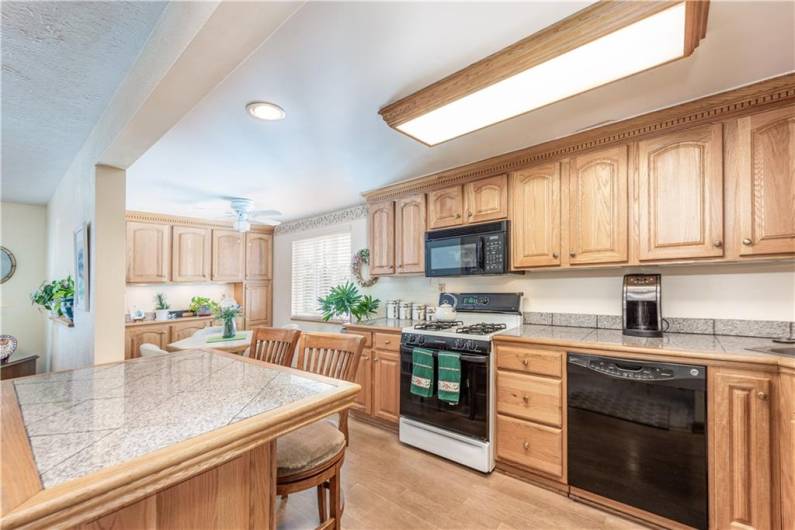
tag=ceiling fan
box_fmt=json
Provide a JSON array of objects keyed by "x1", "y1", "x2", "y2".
[{"x1": 195, "y1": 197, "x2": 282, "y2": 232}]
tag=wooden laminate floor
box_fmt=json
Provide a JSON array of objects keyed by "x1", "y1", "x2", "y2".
[{"x1": 276, "y1": 419, "x2": 648, "y2": 530}]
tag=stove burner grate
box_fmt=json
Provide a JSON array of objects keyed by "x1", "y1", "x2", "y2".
[
  {"x1": 414, "y1": 321, "x2": 463, "y2": 331},
  {"x1": 455, "y1": 323, "x2": 508, "y2": 335}
]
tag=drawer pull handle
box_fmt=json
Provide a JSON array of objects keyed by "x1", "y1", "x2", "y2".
[
  {"x1": 522, "y1": 441, "x2": 529, "y2": 450},
  {"x1": 757, "y1": 391, "x2": 768, "y2": 401},
  {"x1": 384, "y1": 340, "x2": 391, "y2": 344},
  {"x1": 742, "y1": 238, "x2": 753, "y2": 246},
  {"x1": 522, "y1": 359, "x2": 529, "y2": 366},
  {"x1": 522, "y1": 394, "x2": 529, "y2": 403}
]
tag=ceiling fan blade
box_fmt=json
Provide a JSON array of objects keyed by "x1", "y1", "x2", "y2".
[
  {"x1": 251, "y1": 217, "x2": 282, "y2": 226},
  {"x1": 250, "y1": 209, "x2": 282, "y2": 217}
]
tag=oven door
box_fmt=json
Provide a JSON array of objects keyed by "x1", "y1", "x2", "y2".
[
  {"x1": 399, "y1": 345, "x2": 489, "y2": 440},
  {"x1": 425, "y1": 234, "x2": 484, "y2": 277}
]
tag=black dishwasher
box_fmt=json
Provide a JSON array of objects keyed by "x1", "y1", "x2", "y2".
[{"x1": 567, "y1": 353, "x2": 707, "y2": 529}]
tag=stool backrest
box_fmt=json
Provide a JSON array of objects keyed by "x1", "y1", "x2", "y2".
[
  {"x1": 296, "y1": 332, "x2": 364, "y2": 382},
  {"x1": 249, "y1": 327, "x2": 302, "y2": 366}
]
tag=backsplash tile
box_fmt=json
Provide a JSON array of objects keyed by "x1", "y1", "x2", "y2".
[
  {"x1": 596, "y1": 315, "x2": 622, "y2": 330},
  {"x1": 666, "y1": 317, "x2": 714, "y2": 335},
  {"x1": 523, "y1": 312, "x2": 552, "y2": 325},
  {"x1": 714, "y1": 319, "x2": 790, "y2": 338},
  {"x1": 553, "y1": 313, "x2": 597, "y2": 328}
]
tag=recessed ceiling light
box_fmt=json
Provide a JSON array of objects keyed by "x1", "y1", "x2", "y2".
[{"x1": 246, "y1": 101, "x2": 286, "y2": 121}]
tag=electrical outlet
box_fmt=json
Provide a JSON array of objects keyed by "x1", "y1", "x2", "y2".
[{"x1": 437, "y1": 282, "x2": 446, "y2": 293}]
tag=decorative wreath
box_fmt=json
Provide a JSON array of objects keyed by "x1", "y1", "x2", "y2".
[{"x1": 352, "y1": 249, "x2": 379, "y2": 288}]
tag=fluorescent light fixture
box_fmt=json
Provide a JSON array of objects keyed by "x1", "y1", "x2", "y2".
[
  {"x1": 246, "y1": 101, "x2": 286, "y2": 121},
  {"x1": 384, "y1": 2, "x2": 706, "y2": 146}
]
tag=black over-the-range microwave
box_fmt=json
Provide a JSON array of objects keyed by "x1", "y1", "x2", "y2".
[{"x1": 425, "y1": 220, "x2": 510, "y2": 277}]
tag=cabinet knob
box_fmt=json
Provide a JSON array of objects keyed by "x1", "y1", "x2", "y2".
[
  {"x1": 455, "y1": 213, "x2": 461, "y2": 219},
  {"x1": 757, "y1": 391, "x2": 768, "y2": 401},
  {"x1": 552, "y1": 252, "x2": 559, "y2": 259},
  {"x1": 742, "y1": 238, "x2": 753, "y2": 246},
  {"x1": 522, "y1": 394, "x2": 529, "y2": 403},
  {"x1": 522, "y1": 359, "x2": 529, "y2": 366},
  {"x1": 569, "y1": 251, "x2": 576, "y2": 258},
  {"x1": 384, "y1": 340, "x2": 391, "y2": 344},
  {"x1": 522, "y1": 441, "x2": 529, "y2": 450},
  {"x1": 713, "y1": 240, "x2": 723, "y2": 248}
]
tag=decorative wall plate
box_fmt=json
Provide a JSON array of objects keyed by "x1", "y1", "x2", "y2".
[{"x1": 1, "y1": 246, "x2": 16, "y2": 284}]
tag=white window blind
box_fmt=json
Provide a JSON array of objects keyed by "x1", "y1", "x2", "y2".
[{"x1": 291, "y1": 232, "x2": 352, "y2": 318}]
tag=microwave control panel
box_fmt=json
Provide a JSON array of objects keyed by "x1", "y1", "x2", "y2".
[{"x1": 483, "y1": 234, "x2": 504, "y2": 273}]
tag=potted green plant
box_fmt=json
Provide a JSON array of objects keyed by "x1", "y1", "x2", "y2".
[
  {"x1": 317, "y1": 281, "x2": 380, "y2": 323},
  {"x1": 214, "y1": 299, "x2": 241, "y2": 339},
  {"x1": 154, "y1": 293, "x2": 170, "y2": 321},
  {"x1": 188, "y1": 296, "x2": 219, "y2": 316},
  {"x1": 31, "y1": 276, "x2": 75, "y2": 321}
]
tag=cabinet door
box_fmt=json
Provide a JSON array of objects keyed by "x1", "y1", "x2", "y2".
[
  {"x1": 246, "y1": 232, "x2": 272, "y2": 280},
  {"x1": 568, "y1": 145, "x2": 628, "y2": 265},
  {"x1": 352, "y1": 349, "x2": 373, "y2": 415},
  {"x1": 710, "y1": 370, "x2": 772, "y2": 530},
  {"x1": 245, "y1": 281, "x2": 272, "y2": 327},
  {"x1": 737, "y1": 106, "x2": 795, "y2": 256},
  {"x1": 170, "y1": 320, "x2": 210, "y2": 341},
  {"x1": 428, "y1": 185, "x2": 464, "y2": 229},
  {"x1": 368, "y1": 201, "x2": 395, "y2": 275},
  {"x1": 172, "y1": 226, "x2": 211, "y2": 282},
  {"x1": 511, "y1": 163, "x2": 561, "y2": 268},
  {"x1": 372, "y1": 350, "x2": 400, "y2": 423},
  {"x1": 126, "y1": 325, "x2": 170, "y2": 359},
  {"x1": 395, "y1": 194, "x2": 426, "y2": 274},
  {"x1": 212, "y1": 230, "x2": 245, "y2": 281},
  {"x1": 465, "y1": 174, "x2": 508, "y2": 224},
  {"x1": 126, "y1": 222, "x2": 170, "y2": 283},
  {"x1": 638, "y1": 124, "x2": 724, "y2": 260}
]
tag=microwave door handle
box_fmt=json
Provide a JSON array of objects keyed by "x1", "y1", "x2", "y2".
[{"x1": 476, "y1": 238, "x2": 485, "y2": 269}]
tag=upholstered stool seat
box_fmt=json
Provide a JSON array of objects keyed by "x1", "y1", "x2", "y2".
[{"x1": 277, "y1": 421, "x2": 346, "y2": 478}]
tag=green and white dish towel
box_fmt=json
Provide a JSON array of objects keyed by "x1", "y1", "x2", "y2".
[
  {"x1": 437, "y1": 351, "x2": 461, "y2": 405},
  {"x1": 410, "y1": 347, "x2": 434, "y2": 398}
]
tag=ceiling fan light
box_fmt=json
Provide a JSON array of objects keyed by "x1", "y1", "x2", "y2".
[
  {"x1": 233, "y1": 219, "x2": 251, "y2": 233},
  {"x1": 246, "y1": 101, "x2": 286, "y2": 121}
]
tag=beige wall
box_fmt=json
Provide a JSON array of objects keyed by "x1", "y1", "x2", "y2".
[
  {"x1": 0, "y1": 202, "x2": 47, "y2": 361},
  {"x1": 273, "y1": 214, "x2": 795, "y2": 328},
  {"x1": 126, "y1": 284, "x2": 235, "y2": 314}
]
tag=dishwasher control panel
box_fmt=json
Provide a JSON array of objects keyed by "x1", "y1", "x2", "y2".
[{"x1": 568, "y1": 354, "x2": 705, "y2": 382}]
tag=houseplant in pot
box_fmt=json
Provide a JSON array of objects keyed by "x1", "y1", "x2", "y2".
[
  {"x1": 317, "y1": 281, "x2": 380, "y2": 323},
  {"x1": 31, "y1": 276, "x2": 75, "y2": 321},
  {"x1": 214, "y1": 298, "x2": 241, "y2": 339},
  {"x1": 188, "y1": 296, "x2": 219, "y2": 317},
  {"x1": 154, "y1": 293, "x2": 170, "y2": 321}
]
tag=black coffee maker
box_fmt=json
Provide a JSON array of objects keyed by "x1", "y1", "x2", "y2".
[{"x1": 622, "y1": 274, "x2": 663, "y2": 338}]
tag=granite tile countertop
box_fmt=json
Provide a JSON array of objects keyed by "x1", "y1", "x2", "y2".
[
  {"x1": 495, "y1": 325, "x2": 794, "y2": 367},
  {"x1": 12, "y1": 350, "x2": 340, "y2": 489},
  {"x1": 343, "y1": 318, "x2": 419, "y2": 331}
]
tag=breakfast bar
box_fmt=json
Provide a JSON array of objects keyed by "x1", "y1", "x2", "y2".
[{"x1": 0, "y1": 350, "x2": 359, "y2": 529}]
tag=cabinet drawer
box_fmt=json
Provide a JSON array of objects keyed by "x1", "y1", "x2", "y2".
[
  {"x1": 345, "y1": 330, "x2": 372, "y2": 348},
  {"x1": 374, "y1": 332, "x2": 399, "y2": 352},
  {"x1": 496, "y1": 414, "x2": 563, "y2": 480},
  {"x1": 497, "y1": 371, "x2": 562, "y2": 427},
  {"x1": 496, "y1": 344, "x2": 562, "y2": 378}
]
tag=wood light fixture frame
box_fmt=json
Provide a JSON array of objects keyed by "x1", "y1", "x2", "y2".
[{"x1": 379, "y1": 0, "x2": 710, "y2": 146}]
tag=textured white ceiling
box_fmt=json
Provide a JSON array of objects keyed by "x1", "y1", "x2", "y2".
[
  {"x1": 129, "y1": 2, "x2": 790, "y2": 220},
  {"x1": 1, "y1": 1, "x2": 167, "y2": 204}
]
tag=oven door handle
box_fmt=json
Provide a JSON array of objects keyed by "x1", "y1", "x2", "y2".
[{"x1": 404, "y1": 346, "x2": 488, "y2": 364}]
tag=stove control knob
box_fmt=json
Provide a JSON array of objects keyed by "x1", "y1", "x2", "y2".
[
  {"x1": 417, "y1": 335, "x2": 425, "y2": 345},
  {"x1": 453, "y1": 339, "x2": 464, "y2": 350},
  {"x1": 463, "y1": 340, "x2": 475, "y2": 351}
]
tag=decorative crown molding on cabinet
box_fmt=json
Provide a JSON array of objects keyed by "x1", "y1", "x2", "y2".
[
  {"x1": 274, "y1": 204, "x2": 368, "y2": 235},
  {"x1": 365, "y1": 72, "x2": 795, "y2": 202},
  {"x1": 125, "y1": 211, "x2": 274, "y2": 233}
]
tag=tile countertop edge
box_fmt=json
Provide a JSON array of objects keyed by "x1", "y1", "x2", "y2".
[
  {"x1": 125, "y1": 315, "x2": 215, "y2": 327},
  {"x1": 0, "y1": 352, "x2": 360, "y2": 529},
  {"x1": 492, "y1": 328, "x2": 795, "y2": 370},
  {"x1": 343, "y1": 318, "x2": 415, "y2": 332}
]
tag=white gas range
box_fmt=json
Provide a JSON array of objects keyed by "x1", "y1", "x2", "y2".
[{"x1": 398, "y1": 293, "x2": 523, "y2": 473}]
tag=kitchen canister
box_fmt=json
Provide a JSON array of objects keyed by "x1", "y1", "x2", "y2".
[
  {"x1": 425, "y1": 307, "x2": 436, "y2": 321},
  {"x1": 399, "y1": 302, "x2": 412, "y2": 320},
  {"x1": 385, "y1": 300, "x2": 399, "y2": 319},
  {"x1": 411, "y1": 304, "x2": 426, "y2": 321}
]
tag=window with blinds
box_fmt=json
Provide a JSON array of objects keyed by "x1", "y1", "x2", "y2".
[{"x1": 291, "y1": 232, "x2": 352, "y2": 319}]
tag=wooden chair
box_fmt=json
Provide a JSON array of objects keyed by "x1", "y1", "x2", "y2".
[
  {"x1": 248, "y1": 327, "x2": 302, "y2": 366},
  {"x1": 276, "y1": 332, "x2": 364, "y2": 530}
]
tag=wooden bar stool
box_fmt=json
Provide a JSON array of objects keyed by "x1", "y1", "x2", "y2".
[
  {"x1": 276, "y1": 332, "x2": 364, "y2": 529},
  {"x1": 248, "y1": 327, "x2": 302, "y2": 366}
]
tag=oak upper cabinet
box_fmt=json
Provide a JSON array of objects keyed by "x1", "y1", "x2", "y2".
[
  {"x1": 245, "y1": 232, "x2": 272, "y2": 280},
  {"x1": 125, "y1": 324, "x2": 170, "y2": 359},
  {"x1": 372, "y1": 349, "x2": 400, "y2": 423},
  {"x1": 395, "y1": 194, "x2": 426, "y2": 274},
  {"x1": 126, "y1": 222, "x2": 171, "y2": 283},
  {"x1": 737, "y1": 106, "x2": 795, "y2": 256},
  {"x1": 428, "y1": 185, "x2": 464, "y2": 229},
  {"x1": 465, "y1": 174, "x2": 508, "y2": 224},
  {"x1": 245, "y1": 281, "x2": 272, "y2": 327},
  {"x1": 368, "y1": 201, "x2": 395, "y2": 275},
  {"x1": 568, "y1": 145, "x2": 628, "y2": 265},
  {"x1": 171, "y1": 226, "x2": 211, "y2": 282},
  {"x1": 710, "y1": 369, "x2": 772, "y2": 530},
  {"x1": 638, "y1": 123, "x2": 724, "y2": 261},
  {"x1": 511, "y1": 162, "x2": 561, "y2": 268},
  {"x1": 212, "y1": 229, "x2": 245, "y2": 282}
]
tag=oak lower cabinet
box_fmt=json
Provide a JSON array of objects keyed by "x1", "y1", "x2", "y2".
[
  {"x1": 244, "y1": 281, "x2": 272, "y2": 328},
  {"x1": 710, "y1": 368, "x2": 773, "y2": 530},
  {"x1": 126, "y1": 222, "x2": 170, "y2": 282},
  {"x1": 245, "y1": 232, "x2": 273, "y2": 280},
  {"x1": 368, "y1": 201, "x2": 395, "y2": 275},
  {"x1": 171, "y1": 226, "x2": 211, "y2": 282},
  {"x1": 212, "y1": 230, "x2": 245, "y2": 281},
  {"x1": 125, "y1": 324, "x2": 171, "y2": 359},
  {"x1": 568, "y1": 145, "x2": 628, "y2": 265},
  {"x1": 736, "y1": 106, "x2": 795, "y2": 256},
  {"x1": 343, "y1": 328, "x2": 400, "y2": 425},
  {"x1": 638, "y1": 123, "x2": 724, "y2": 261},
  {"x1": 511, "y1": 162, "x2": 562, "y2": 268},
  {"x1": 394, "y1": 194, "x2": 426, "y2": 274}
]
